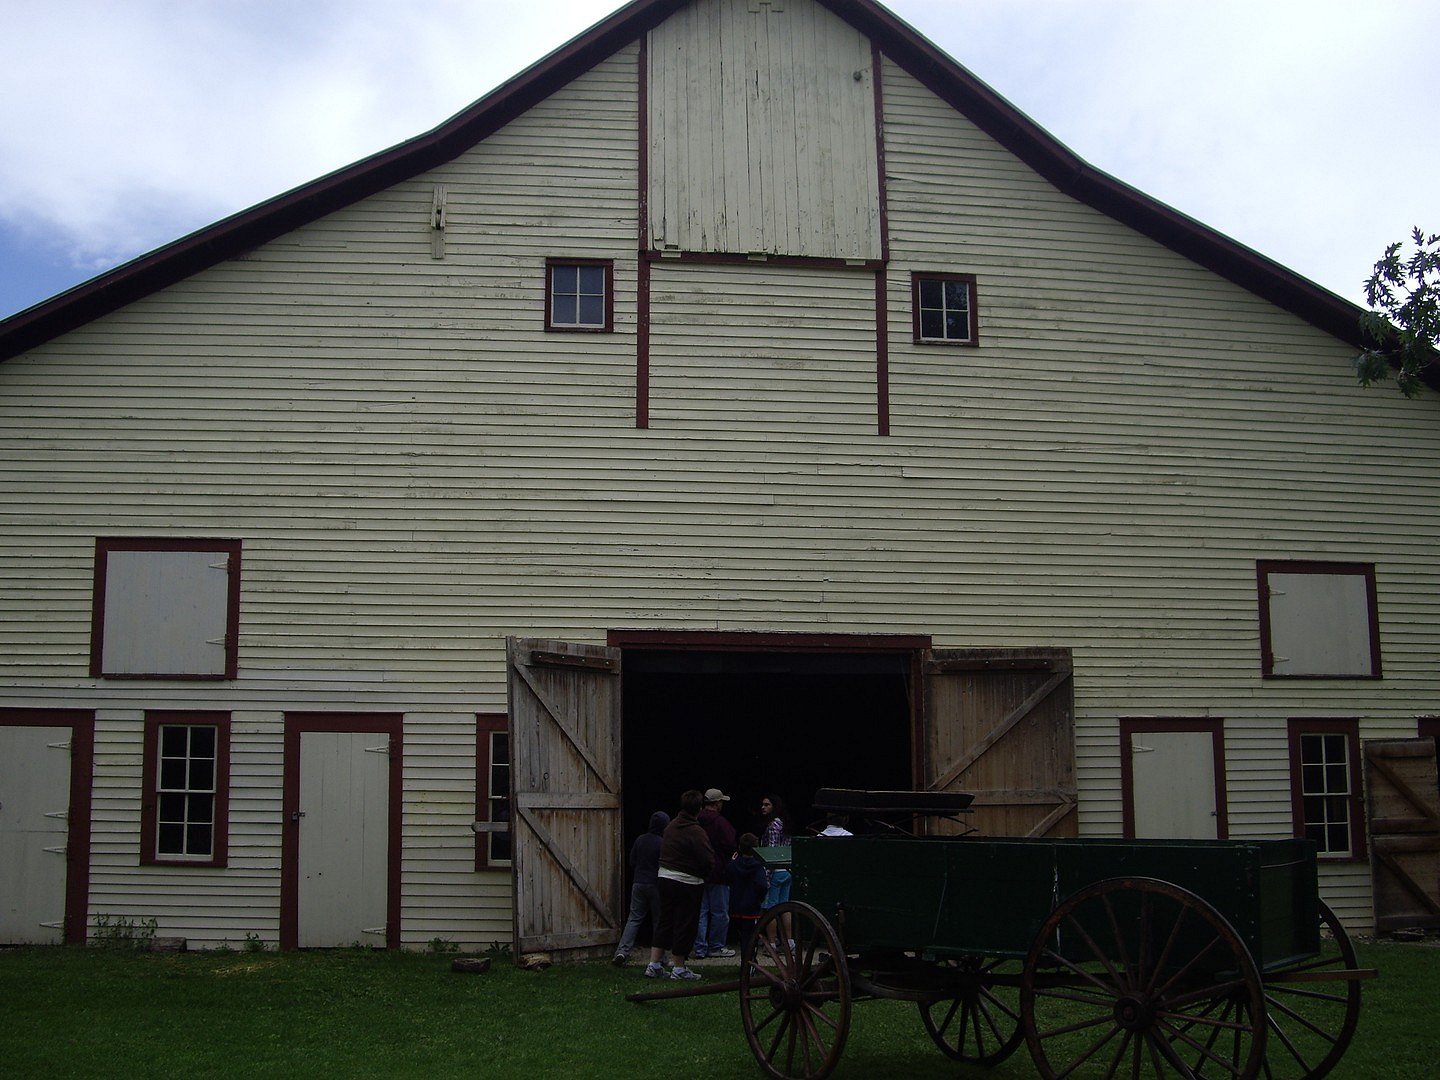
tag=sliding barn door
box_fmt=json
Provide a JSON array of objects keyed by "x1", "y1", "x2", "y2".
[
  {"x1": 923, "y1": 648, "x2": 1077, "y2": 837},
  {"x1": 507, "y1": 638, "x2": 623, "y2": 960}
]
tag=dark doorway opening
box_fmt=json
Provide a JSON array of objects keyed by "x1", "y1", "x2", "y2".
[{"x1": 620, "y1": 649, "x2": 914, "y2": 853}]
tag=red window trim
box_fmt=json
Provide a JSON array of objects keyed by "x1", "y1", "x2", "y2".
[
  {"x1": 1118, "y1": 717, "x2": 1229, "y2": 839},
  {"x1": 90, "y1": 538, "x2": 243, "y2": 680},
  {"x1": 475, "y1": 713, "x2": 511, "y2": 871},
  {"x1": 544, "y1": 257, "x2": 614, "y2": 333},
  {"x1": 1256, "y1": 560, "x2": 1381, "y2": 679},
  {"x1": 910, "y1": 271, "x2": 979, "y2": 347},
  {"x1": 140, "y1": 710, "x2": 231, "y2": 868},
  {"x1": 1286, "y1": 717, "x2": 1367, "y2": 862}
]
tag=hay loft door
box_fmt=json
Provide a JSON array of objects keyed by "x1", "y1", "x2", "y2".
[
  {"x1": 507, "y1": 637, "x2": 623, "y2": 959},
  {"x1": 923, "y1": 647, "x2": 1077, "y2": 837}
]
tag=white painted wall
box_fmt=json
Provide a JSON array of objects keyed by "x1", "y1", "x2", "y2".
[{"x1": 0, "y1": 2, "x2": 1438, "y2": 942}]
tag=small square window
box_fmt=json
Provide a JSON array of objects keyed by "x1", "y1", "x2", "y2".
[
  {"x1": 141, "y1": 711, "x2": 230, "y2": 867},
  {"x1": 91, "y1": 539, "x2": 242, "y2": 679},
  {"x1": 912, "y1": 272, "x2": 978, "y2": 346},
  {"x1": 545, "y1": 259, "x2": 613, "y2": 332},
  {"x1": 475, "y1": 714, "x2": 511, "y2": 869},
  {"x1": 1257, "y1": 561, "x2": 1380, "y2": 678},
  {"x1": 1287, "y1": 719, "x2": 1365, "y2": 860}
]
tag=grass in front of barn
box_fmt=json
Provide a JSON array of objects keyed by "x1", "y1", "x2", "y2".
[{"x1": 1, "y1": 940, "x2": 1435, "y2": 1078}]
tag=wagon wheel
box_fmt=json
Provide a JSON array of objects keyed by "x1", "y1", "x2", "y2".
[
  {"x1": 1021, "y1": 877, "x2": 1267, "y2": 1080},
  {"x1": 1248, "y1": 900, "x2": 1361, "y2": 1080},
  {"x1": 918, "y1": 956, "x2": 1025, "y2": 1065},
  {"x1": 739, "y1": 901, "x2": 852, "y2": 1080}
]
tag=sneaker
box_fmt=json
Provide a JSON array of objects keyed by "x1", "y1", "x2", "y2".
[
  {"x1": 691, "y1": 951, "x2": 708, "y2": 960},
  {"x1": 612, "y1": 953, "x2": 628, "y2": 967},
  {"x1": 669, "y1": 966, "x2": 701, "y2": 981},
  {"x1": 643, "y1": 962, "x2": 665, "y2": 978},
  {"x1": 710, "y1": 947, "x2": 737, "y2": 958}
]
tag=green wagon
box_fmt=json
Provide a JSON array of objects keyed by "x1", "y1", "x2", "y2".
[{"x1": 660, "y1": 789, "x2": 1374, "y2": 1080}]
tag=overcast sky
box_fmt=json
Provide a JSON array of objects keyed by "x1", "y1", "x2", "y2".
[{"x1": 2, "y1": 0, "x2": 1436, "y2": 320}]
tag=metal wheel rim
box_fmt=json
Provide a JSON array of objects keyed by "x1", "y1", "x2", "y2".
[
  {"x1": 1020, "y1": 876, "x2": 1267, "y2": 1080},
  {"x1": 739, "y1": 901, "x2": 852, "y2": 1080},
  {"x1": 918, "y1": 956, "x2": 1025, "y2": 1065}
]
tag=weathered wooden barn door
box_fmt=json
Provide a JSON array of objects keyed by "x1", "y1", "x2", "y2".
[
  {"x1": 1364, "y1": 738, "x2": 1440, "y2": 933},
  {"x1": 0, "y1": 725, "x2": 72, "y2": 944},
  {"x1": 923, "y1": 648, "x2": 1076, "y2": 837},
  {"x1": 507, "y1": 638, "x2": 623, "y2": 960}
]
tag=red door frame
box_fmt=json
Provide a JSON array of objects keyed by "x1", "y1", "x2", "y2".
[
  {"x1": 0, "y1": 708, "x2": 95, "y2": 943},
  {"x1": 1118, "y1": 717, "x2": 1229, "y2": 839},
  {"x1": 280, "y1": 713, "x2": 403, "y2": 950}
]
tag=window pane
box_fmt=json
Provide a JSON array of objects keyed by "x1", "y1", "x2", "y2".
[
  {"x1": 578, "y1": 295, "x2": 604, "y2": 326},
  {"x1": 577, "y1": 265, "x2": 605, "y2": 295},
  {"x1": 1327, "y1": 823, "x2": 1349, "y2": 853},
  {"x1": 1323, "y1": 735, "x2": 1346, "y2": 763},
  {"x1": 492, "y1": 733, "x2": 509, "y2": 766},
  {"x1": 553, "y1": 295, "x2": 578, "y2": 325},
  {"x1": 189, "y1": 757, "x2": 215, "y2": 792},
  {"x1": 159, "y1": 792, "x2": 187, "y2": 823},
  {"x1": 945, "y1": 310, "x2": 968, "y2": 340},
  {"x1": 944, "y1": 280, "x2": 969, "y2": 311},
  {"x1": 918, "y1": 279, "x2": 943, "y2": 309},
  {"x1": 551, "y1": 265, "x2": 577, "y2": 294},
  {"x1": 920, "y1": 310, "x2": 944, "y2": 339},
  {"x1": 492, "y1": 795, "x2": 510, "y2": 824},
  {"x1": 187, "y1": 823, "x2": 213, "y2": 856},
  {"x1": 490, "y1": 764, "x2": 508, "y2": 792},
  {"x1": 1325, "y1": 764, "x2": 1349, "y2": 793},
  {"x1": 160, "y1": 759, "x2": 188, "y2": 791},
  {"x1": 190, "y1": 794, "x2": 215, "y2": 825},
  {"x1": 491, "y1": 831, "x2": 512, "y2": 862},
  {"x1": 158, "y1": 822, "x2": 185, "y2": 854},
  {"x1": 161, "y1": 726, "x2": 188, "y2": 756},
  {"x1": 189, "y1": 726, "x2": 216, "y2": 758}
]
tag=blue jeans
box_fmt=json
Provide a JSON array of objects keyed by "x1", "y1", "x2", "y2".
[
  {"x1": 615, "y1": 883, "x2": 659, "y2": 958},
  {"x1": 692, "y1": 884, "x2": 730, "y2": 956}
]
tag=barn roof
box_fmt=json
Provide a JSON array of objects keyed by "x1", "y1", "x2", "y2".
[{"x1": 0, "y1": 0, "x2": 1380, "y2": 368}]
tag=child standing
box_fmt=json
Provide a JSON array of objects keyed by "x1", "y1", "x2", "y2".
[{"x1": 725, "y1": 832, "x2": 768, "y2": 959}]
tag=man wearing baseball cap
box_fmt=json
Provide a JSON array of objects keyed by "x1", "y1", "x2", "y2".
[{"x1": 691, "y1": 787, "x2": 738, "y2": 959}]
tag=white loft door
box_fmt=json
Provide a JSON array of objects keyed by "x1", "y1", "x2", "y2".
[
  {"x1": 297, "y1": 731, "x2": 389, "y2": 948},
  {"x1": 1132, "y1": 730, "x2": 1219, "y2": 839},
  {"x1": 0, "y1": 727, "x2": 71, "y2": 944}
]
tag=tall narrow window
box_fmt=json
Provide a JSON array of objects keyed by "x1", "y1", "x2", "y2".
[
  {"x1": 912, "y1": 272, "x2": 979, "y2": 346},
  {"x1": 545, "y1": 259, "x2": 613, "y2": 331},
  {"x1": 141, "y1": 711, "x2": 230, "y2": 866},
  {"x1": 1287, "y1": 719, "x2": 1365, "y2": 860},
  {"x1": 475, "y1": 714, "x2": 511, "y2": 869}
]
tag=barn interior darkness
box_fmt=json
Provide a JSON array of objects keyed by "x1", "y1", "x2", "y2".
[{"x1": 620, "y1": 650, "x2": 914, "y2": 851}]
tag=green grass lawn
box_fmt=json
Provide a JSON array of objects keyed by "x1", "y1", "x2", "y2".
[{"x1": 1, "y1": 940, "x2": 1436, "y2": 1078}]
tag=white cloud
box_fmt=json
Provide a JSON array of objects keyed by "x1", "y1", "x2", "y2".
[{"x1": 1, "y1": 0, "x2": 1437, "y2": 310}]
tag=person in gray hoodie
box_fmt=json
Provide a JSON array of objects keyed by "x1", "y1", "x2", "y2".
[{"x1": 613, "y1": 810, "x2": 670, "y2": 965}]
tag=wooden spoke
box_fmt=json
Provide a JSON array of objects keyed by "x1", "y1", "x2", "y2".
[
  {"x1": 918, "y1": 956, "x2": 1026, "y2": 1065},
  {"x1": 1247, "y1": 901, "x2": 1362, "y2": 1080},
  {"x1": 1020, "y1": 877, "x2": 1266, "y2": 1080},
  {"x1": 739, "y1": 902, "x2": 851, "y2": 1080}
]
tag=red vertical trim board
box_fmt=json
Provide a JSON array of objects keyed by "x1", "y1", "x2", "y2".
[
  {"x1": 280, "y1": 713, "x2": 404, "y2": 950},
  {"x1": 635, "y1": 34, "x2": 651, "y2": 429},
  {"x1": 875, "y1": 269, "x2": 890, "y2": 436}
]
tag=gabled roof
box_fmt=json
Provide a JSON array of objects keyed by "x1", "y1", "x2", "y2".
[{"x1": 0, "y1": 0, "x2": 1380, "y2": 369}]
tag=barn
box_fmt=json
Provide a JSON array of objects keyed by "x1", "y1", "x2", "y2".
[{"x1": 2, "y1": 0, "x2": 1439, "y2": 954}]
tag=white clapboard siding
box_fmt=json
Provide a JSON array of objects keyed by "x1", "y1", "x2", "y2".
[
  {"x1": 648, "y1": 0, "x2": 880, "y2": 258},
  {"x1": 2, "y1": 20, "x2": 1440, "y2": 944}
]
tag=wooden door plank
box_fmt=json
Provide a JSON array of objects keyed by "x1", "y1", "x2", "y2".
[
  {"x1": 512, "y1": 658, "x2": 617, "y2": 795},
  {"x1": 516, "y1": 805, "x2": 618, "y2": 929},
  {"x1": 929, "y1": 669, "x2": 1070, "y2": 793}
]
